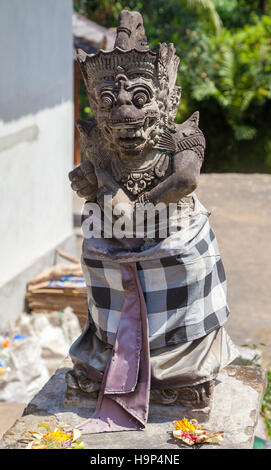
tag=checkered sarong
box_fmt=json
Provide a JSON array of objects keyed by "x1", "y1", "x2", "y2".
[{"x1": 81, "y1": 194, "x2": 230, "y2": 350}]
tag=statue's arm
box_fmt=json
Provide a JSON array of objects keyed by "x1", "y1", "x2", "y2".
[
  {"x1": 140, "y1": 149, "x2": 202, "y2": 205},
  {"x1": 68, "y1": 160, "x2": 98, "y2": 201}
]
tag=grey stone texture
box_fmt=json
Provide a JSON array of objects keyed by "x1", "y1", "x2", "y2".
[{"x1": 0, "y1": 357, "x2": 266, "y2": 450}]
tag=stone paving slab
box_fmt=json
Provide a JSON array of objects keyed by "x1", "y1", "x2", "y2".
[
  {"x1": 196, "y1": 174, "x2": 271, "y2": 367},
  {"x1": 0, "y1": 357, "x2": 266, "y2": 450},
  {"x1": 0, "y1": 402, "x2": 26, "y2": 440}
]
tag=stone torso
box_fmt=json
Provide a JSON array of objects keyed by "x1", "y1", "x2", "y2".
[{"x1": 78, "y1": 112, "x2": 205, "y2": 205}]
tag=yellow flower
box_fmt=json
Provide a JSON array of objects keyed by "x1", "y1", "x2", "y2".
[
  {"x1": 43, "y1": 430, "x2": 70, "y2": 442},
  {"x1": 25, "y1": 424, "x2": 85, "y2": 449},
  {"x1": 172, "y1": 418, "x2": 224, "y2": 446},
  {"x1": 173, "y1": 418, "x2": 202, "y2": 432}
]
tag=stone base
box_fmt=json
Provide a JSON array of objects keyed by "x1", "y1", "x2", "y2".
[
  {"x1": 63, "y1": 381, "x2": 211, "y2": 422},
  {"x1": 0, "y1": 356, "x2": 267, "y2": 449},
  {"x1": 64, "y1": 365, "x2": 214, "y2": 421}
]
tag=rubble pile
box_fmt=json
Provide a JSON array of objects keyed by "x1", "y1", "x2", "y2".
[{"x1": 26, "y1": 250, "x2": 88, "y2": 327}]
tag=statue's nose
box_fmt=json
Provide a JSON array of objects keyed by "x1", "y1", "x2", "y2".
[{"x1": 116, "y1": 89, "x2": 132, "y2": 106}]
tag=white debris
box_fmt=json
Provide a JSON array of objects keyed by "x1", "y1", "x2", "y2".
[{"x1": 0, "y1": 308, "x2": 82, "y2": 402}]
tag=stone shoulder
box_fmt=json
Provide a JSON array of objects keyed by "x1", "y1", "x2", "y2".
[{"x1": 173, "y1": 112, "x2": 206, "y2": 160}]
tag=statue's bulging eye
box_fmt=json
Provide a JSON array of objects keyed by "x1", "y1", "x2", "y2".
[
  {"x1": 133, "y1": 91, "x2": 148, "y2": 108},
  {"x1": 101, "y1": 93, "x2": 114, "y2": 108}
]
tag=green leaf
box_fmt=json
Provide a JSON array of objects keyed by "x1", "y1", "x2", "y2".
[
  {"x1": 37, "y1": 424, "x2": 50, "y2": 433},
  {"x1": 232, "y1": 124, "x2": 257, "y2": 140}
]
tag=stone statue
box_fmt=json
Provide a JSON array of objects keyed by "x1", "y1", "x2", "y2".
[{"x1": 66, "y1": 10, "x2": 238, "y2": 434}]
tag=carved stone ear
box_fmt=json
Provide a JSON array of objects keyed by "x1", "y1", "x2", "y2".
[
  {"x1": 169, "y1": 86, "x2": 182, "y2": 121},
  {"x1": 155, "y1": 42, "x2": 180, "y2": 89},
  {"x1": 187, "y1": 111, "x2": 200, "y2": 127},
  {"x1": 76, "y1": 49, "x2": 89, "y2": 84},
  {"x1": 76, "y1": 118, "x2": 97, "y2": 153},
  {"x1": 76, "y1": 118, "x2": 96, "y2": 137}
]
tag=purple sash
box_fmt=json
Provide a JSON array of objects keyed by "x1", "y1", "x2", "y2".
[{"x1": 76, "y1": 262, "x2": 151, "y2": 433}]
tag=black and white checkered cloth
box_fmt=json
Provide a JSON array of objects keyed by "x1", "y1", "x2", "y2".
[{"x1": 81, "y1": 195, "x2": 230, "y2": 350}]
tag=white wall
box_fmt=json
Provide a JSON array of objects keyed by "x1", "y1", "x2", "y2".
[
  {"x1": 0, "y1": 0, "x2": 74, "y2": 320},
  {"x1": 0, "y1": 103, "x2": 74, "y2": 286}
]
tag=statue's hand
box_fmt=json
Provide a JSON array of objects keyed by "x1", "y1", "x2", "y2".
[
  {"x1": 68, "y1": 161, "x2": 98, "y2": 200},
  {"x1": 95, "y1": 165, "x2": 119, "y2": 195},
  {"x1": 94, "y1": 165, "x2": 135, "y2": 221}
]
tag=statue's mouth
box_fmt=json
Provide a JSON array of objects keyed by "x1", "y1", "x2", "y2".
[
  {"x1": 117, "y1": 135, "x2": 145, "y2": 150},
  {"x1": 108, "y1": 116, "x2": 156, "y2": 130},
  {"x1": 104, "y1": 116, "x2": 157, "y2": 150},
  {"x1": 114, "y1": 126, "x2": 146, "y2": 150}
]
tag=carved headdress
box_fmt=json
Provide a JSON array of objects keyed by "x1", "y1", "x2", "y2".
[{"x1": 76, "y1": 10, "x2": 181, "y2": 129}]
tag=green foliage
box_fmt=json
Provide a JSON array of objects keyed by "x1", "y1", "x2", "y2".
[
  {"x1": 261, "y1": 370, "x2": 271, "y2": 439},
  {"x1": 79, "y1": 79, "x2": 93, "y2": 119},
  {"x1": 179, "y1": 14, "x2": 271, "y2": 171},
  {"x1": 213, "y1": 0, "x2": 271, "y2": 29},
  {"x1": 74, "y1": 0, "x2": 271, "y2": 172}
]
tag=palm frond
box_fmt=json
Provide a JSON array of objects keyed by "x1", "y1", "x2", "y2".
[{"x1": 186, "y1": 0, "x2": 222, "y2": 34}]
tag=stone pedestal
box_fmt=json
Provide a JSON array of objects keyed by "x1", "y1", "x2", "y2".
[{"x1": 0, "y1": 357, "x2": 266, "y2": 450}]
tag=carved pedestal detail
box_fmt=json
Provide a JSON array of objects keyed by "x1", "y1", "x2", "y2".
[
  {"x1": 65, "y1": 365, "x2": 100, "y2": 398},
  {"x1": 64, "y1": 365, "x2": 215, "y2": 412},
  {"x1": 150, "y1": 380, "x2": 215, "y2": 409}
]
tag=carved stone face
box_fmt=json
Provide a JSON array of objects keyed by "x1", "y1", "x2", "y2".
[{"x1": 93, "y1": 70, "x2": 160, "y2": 156}]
